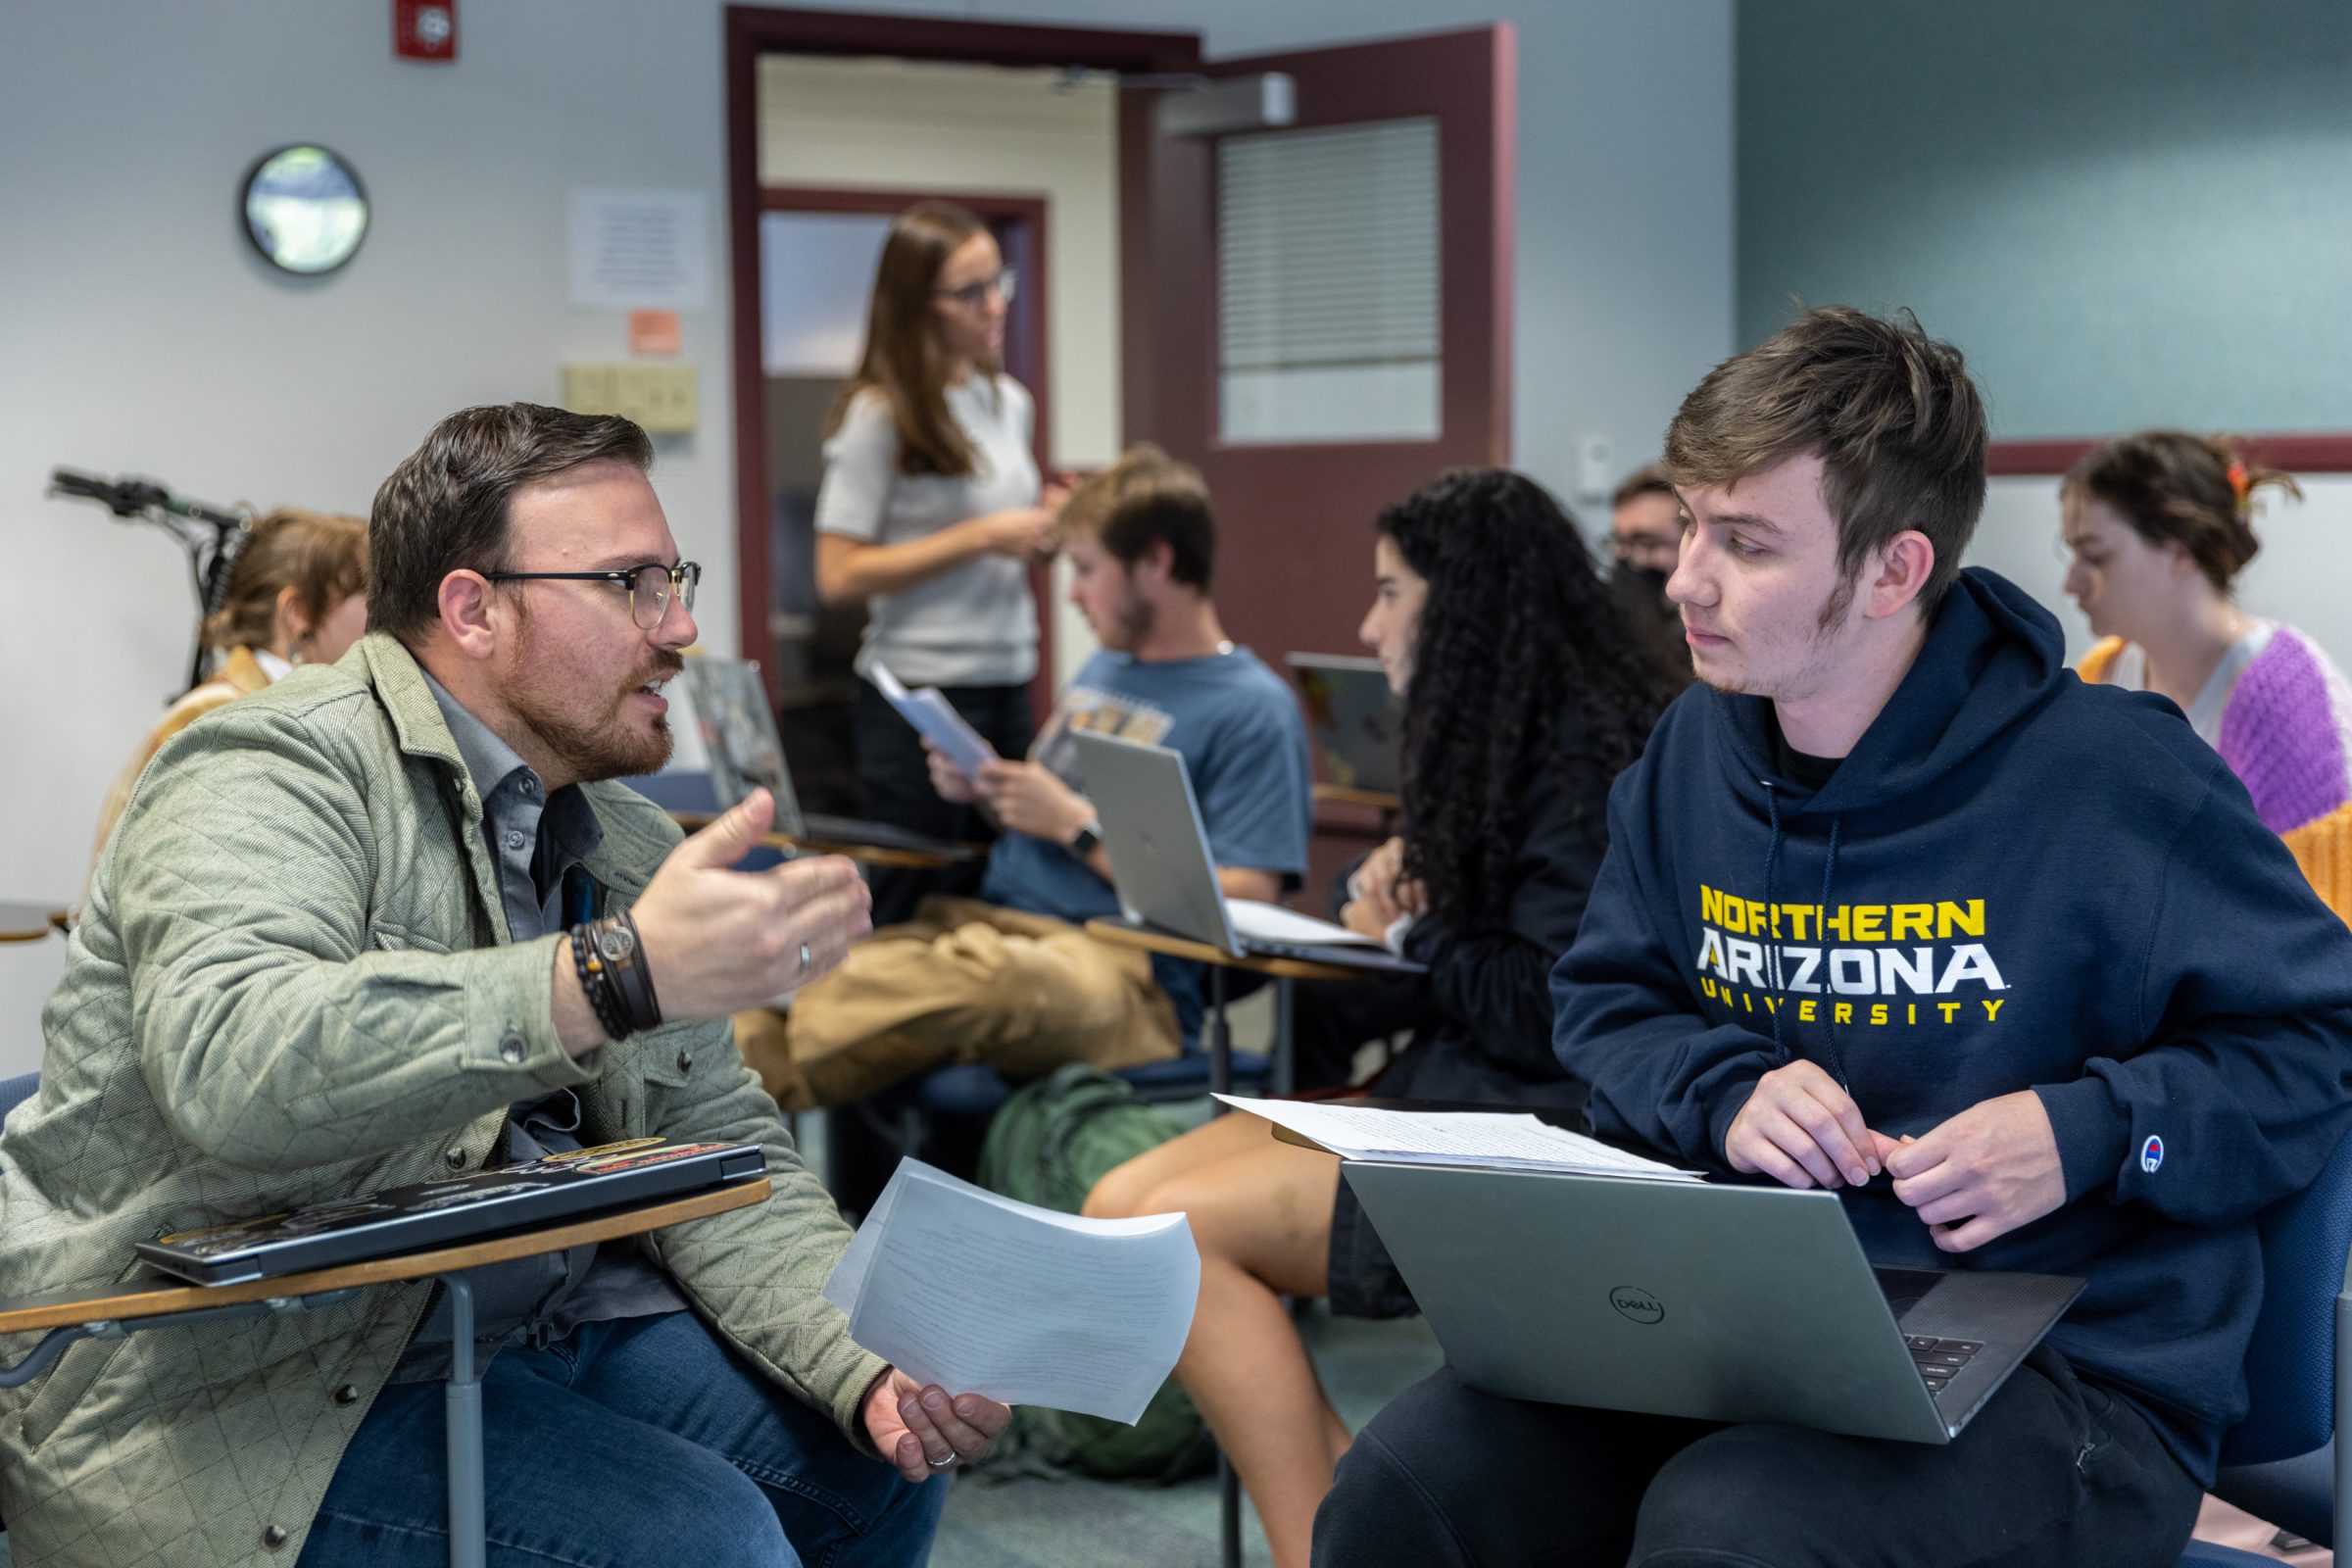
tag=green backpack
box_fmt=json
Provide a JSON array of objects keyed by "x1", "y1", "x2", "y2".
[{"x1": 976, "y1": 1063, "x2": 1218, "y2": 1483}]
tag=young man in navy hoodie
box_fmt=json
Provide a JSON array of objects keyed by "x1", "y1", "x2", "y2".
[{"x1": 1312, "y1": 307, "x2": 2352, "y2": 1568}]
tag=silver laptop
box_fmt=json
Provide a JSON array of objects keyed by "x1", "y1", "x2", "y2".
[
  {"x1": 678, "y1": 657, "x2": 961, "y2": 858},
  {"x1": 1068, "y1": 729, "x2": 1418, "y2": 972},
  {"x1": 1344, "y1": 1160, "x2": 2083, "y2": 1444},
  {"x1": 1288, "y1": 653, "x2": 1402, "y2": 795}
]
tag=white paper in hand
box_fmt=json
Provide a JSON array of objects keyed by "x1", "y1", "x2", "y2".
[
  {"x1": 866, "y1": 662, "x2": 998, "y2": 779},
  {"x1": 823, "y1": 1160, "x2": 1200, "y2": 1424}
]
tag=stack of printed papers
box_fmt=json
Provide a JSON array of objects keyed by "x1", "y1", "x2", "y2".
[
  {"x1": 1213, "y1": 1097, "x2": 1704, "y2": 1181},
  {"x1": 823, "y1": 1160, "x2": 1200, "y2": 1424}
]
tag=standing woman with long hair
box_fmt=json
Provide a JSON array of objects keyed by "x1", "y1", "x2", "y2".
[
  {"x1": 816, "y1": 199, "x2": 1062, "y2": 921},
  {"x1": 1084, "y1": 469, "x2": 1677, "y2": 1568},
  {"x1": 2062, "y1": 430, "x2": 2352, "y2": 923}
]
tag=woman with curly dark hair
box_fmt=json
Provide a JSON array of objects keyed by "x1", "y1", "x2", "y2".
[{"x1": 1085, "y1": 468, "x2": 1677, "y2": 1568}]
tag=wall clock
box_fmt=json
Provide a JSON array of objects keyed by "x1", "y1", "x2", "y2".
[{"x1": 241, "y1": 145, "x2": 368, "y2": 275}]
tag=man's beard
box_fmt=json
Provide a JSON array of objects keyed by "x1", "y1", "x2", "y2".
[
  {"x1": 511, "y1": 642, "x2": 684, "y2": 783},
  {"x1": 1109, "y1": 584, "x2": 1154, "y2": 649}
]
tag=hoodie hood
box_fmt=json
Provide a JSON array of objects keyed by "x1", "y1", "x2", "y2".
[{"x1": 1712, "y1": 566, "x2": 2068, "y2": 814}]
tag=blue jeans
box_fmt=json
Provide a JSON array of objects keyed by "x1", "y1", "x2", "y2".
[{"x1": 298, "y1": 1310, "x2": 947, "y2": 1567}]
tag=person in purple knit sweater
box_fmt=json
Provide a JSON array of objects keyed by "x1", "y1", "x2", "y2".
[{"x1": 2064, "y1": 429, "x2": 2352, "y2": 925}]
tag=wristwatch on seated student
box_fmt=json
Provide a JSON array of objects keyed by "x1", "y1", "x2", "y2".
[{"x1": 1066, "y1": 817, "x2": 1103, "y2": 859}]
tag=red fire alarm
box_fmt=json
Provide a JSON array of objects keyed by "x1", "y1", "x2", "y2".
[{"x1": 394, "y1": 0, "x2": 458, "y2": 62}]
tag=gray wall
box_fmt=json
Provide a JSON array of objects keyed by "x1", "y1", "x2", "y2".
[
  {"x1": 0, "y1": 0, "x2": 1736, "y2": 1072},
  {"x1": 1740, "y1": 0, "x2": 2352, "y2": 435}
]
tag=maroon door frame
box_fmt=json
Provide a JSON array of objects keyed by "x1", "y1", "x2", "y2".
[
  {"x1": 724, "y1": 6, "x2": 1203, "y2": 704},
  {"x1": 747, "y1": 187, "x2": 1054, "y2": 718}
]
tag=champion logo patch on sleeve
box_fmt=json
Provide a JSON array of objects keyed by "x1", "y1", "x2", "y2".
[{"x1": 2140, "y1": 1135, "x2": 2165, "y2": 1174}]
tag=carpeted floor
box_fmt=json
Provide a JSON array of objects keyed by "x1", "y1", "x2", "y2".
[{"x1": 930, "y1": 1306, "x2": 1444, "y2": 1568}]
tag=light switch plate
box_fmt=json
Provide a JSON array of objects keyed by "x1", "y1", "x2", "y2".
[{"x1": 561, "y1": 363, "x2": 699, "y2": 434}]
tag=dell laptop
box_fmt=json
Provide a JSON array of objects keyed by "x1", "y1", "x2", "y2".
[
  {"x1": 1344, "y1": 1159, "x2": 2083, "y2": 1444},
  {"x1": 1069, "y1": 729, "x2": 1421, "y2": 974}
]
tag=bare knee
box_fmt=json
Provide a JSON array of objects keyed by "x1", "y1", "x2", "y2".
[{"x1": 1083, "y1": 1152, "x2": 1155, "y2": 1220}]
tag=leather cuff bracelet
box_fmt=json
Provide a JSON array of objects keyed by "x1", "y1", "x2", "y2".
[
  {"x1": 597, "y1": 910, "x2": 662, "y2": 1035},
  {"x1": 570, "y1": 914, "x2": 661, "y2": 1040},
  {"x1": 569, "y1": 923, "x2": 630, "y2": 1042}
]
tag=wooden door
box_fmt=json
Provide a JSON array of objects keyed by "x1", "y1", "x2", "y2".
[{"x1": 1119, "y1": 25, "x2": 1517, "y2": 662}]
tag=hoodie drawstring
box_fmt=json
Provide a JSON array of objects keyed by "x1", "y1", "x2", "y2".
[
  {"x1": 1817, "y1": 813, "x2": 1845, "y2": 1091},
  {"x1": 1760, "y1": 780, "x2": 1848, "y2": 1092},
  {"x1": 1762, "y1": 783, "x2": 1788, "y2": 1060}
]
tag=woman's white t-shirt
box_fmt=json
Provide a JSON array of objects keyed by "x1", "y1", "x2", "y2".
[{"x1": 813, "y1": 375, "x2": 1041, "y2": 687}]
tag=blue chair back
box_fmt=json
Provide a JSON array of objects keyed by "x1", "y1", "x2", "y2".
[
  {"x1": 0, "y1": 1071, "x2": 37, "y2": 1125},
  {"x1": 2221, "y1": 1123, "x2": 2352, "y2": 1466},
  {"x1": 621, "y1": 771, "x2": 787, "y2": 872}
]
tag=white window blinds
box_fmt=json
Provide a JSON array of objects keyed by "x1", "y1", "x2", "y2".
[{"x1": 1217, "y1": 117, "x2": 1442, "y2": 444}]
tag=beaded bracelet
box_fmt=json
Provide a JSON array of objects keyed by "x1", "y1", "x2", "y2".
[{"x1": 568, "y1": 923, "x2": 631, "y2": 1041}]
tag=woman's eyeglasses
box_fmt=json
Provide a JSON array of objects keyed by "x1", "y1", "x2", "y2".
[{"x1": 934, "y1": 268, "x2": 1017, "y2": 311}]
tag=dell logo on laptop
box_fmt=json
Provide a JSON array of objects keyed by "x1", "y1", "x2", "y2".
[{"x1": 1609, "y1": 1286, "x2": 1665, "y2": 1325}]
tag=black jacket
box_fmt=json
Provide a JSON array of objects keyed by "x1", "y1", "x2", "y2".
[{"x1": 1371, "y1": 706, "x2": 1610, "y2": 1108}]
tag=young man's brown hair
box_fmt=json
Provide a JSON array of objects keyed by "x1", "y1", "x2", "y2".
[
  {"x1": 1664, "y1": 305, "x2": 1987, "y2": 616},
  {"x1": 1057, "y1": 442, "x2": 1216, "y2": 590}
]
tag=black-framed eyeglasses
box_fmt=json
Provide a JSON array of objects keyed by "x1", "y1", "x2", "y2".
[
  {"x1": 934, "y1": 268, "x2": 1016, "y2": 310},
  {"x1": 484, "y1": 561, "x2": 701, "y2": 630}
]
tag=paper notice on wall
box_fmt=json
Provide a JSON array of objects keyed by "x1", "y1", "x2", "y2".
[{"x1": 568, "y1": 189, "x2": 710, "y2": 310}]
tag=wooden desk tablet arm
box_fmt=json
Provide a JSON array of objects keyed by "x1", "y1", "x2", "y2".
[{"x1": 0, "y1": 1181, "x2": 771, "y2": 1568}]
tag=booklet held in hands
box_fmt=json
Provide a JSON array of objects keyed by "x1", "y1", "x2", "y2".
[
  {"x1": 823, "y1": 1160, "x2": 1200, "y2": 1425},
  {"x1": 866, "y1": 662, "x2": 998, "y2": 780}
]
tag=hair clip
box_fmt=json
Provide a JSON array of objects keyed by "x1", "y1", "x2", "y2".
[{"x1": 2228, "y1": 458, "x2": 2252, "y2": 509}]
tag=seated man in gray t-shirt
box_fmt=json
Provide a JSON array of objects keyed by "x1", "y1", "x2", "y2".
[{"x1": 738, "y1": 446, "x2": 1312, "y2": 1110}]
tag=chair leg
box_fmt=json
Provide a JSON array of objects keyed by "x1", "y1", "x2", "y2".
[
  {"x1": 442, "y1": 1273, "x2": 487, "y2": 1568},
  {"x1": 2335, "y1": 1295, "x2": 2350, "y2": 1551},
  {"x1": 1219, "y1": 1448, "x2": 1243, "y2": 1568}
]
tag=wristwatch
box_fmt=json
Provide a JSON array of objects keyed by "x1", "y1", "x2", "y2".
[{"x1": 1068, "y1": 817, "x2": 1103, "y2": 859}]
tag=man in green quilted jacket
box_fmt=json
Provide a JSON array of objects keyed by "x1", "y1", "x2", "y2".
[{"x1": 0, "y1": 403, "x2": 1007, "y2": 1566}]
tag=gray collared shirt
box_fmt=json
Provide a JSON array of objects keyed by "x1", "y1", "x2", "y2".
[{"x1": 389, "y1": 675, "x2": 686, "y2": 1381}]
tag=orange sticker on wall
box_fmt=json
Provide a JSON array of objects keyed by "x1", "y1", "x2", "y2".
[{"x1": 629, "y1": 310, "x2": 681, "y2": 357}]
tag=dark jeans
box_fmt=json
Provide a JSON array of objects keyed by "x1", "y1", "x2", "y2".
[
  {"x1": 1312, "y1": 1349, "x2": 2200, "y2": 1568},
  {"x1": 299, "y1": 1310, "x2": 945, "y2": 1568},
  {"x1": 849, "y1": 678, "x2": 1033, "y2": 926}
]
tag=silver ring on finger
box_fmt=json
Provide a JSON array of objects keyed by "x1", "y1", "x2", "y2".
[
  {"x1": 799, "y1": 942, "x2": 814, "y2": 974},
  {"x1": 927, "y1": 1453, "x2": 957, "y2": 1469}
]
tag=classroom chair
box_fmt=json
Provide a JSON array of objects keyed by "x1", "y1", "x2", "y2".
[{"x1": 2178, "y1": 1122, "x2": 2352, "y2": 1563}]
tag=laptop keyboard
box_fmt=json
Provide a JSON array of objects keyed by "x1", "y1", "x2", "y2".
[{"x1": 1906, "y1": 1336, "x2": 1982, "y2": 1396}]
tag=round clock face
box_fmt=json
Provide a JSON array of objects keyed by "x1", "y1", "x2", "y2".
[{"x1": 241, "y1": 145, "x2": 368, "y2": 275}]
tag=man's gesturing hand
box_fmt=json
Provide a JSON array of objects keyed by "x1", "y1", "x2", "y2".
[
  {"x1": 1886, "y1": 1091, "x2": 2066, "y2": 1252},
  {"x1": 862, "y1": 1366, "x2": 1012, "y2": 1482},
  {"x1": 628, "y1": 789, "x2": 872, "y2": 1019},
  {"x1": 1725, "y1": 1059, "x2": 1888, "y2": 1190}
]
